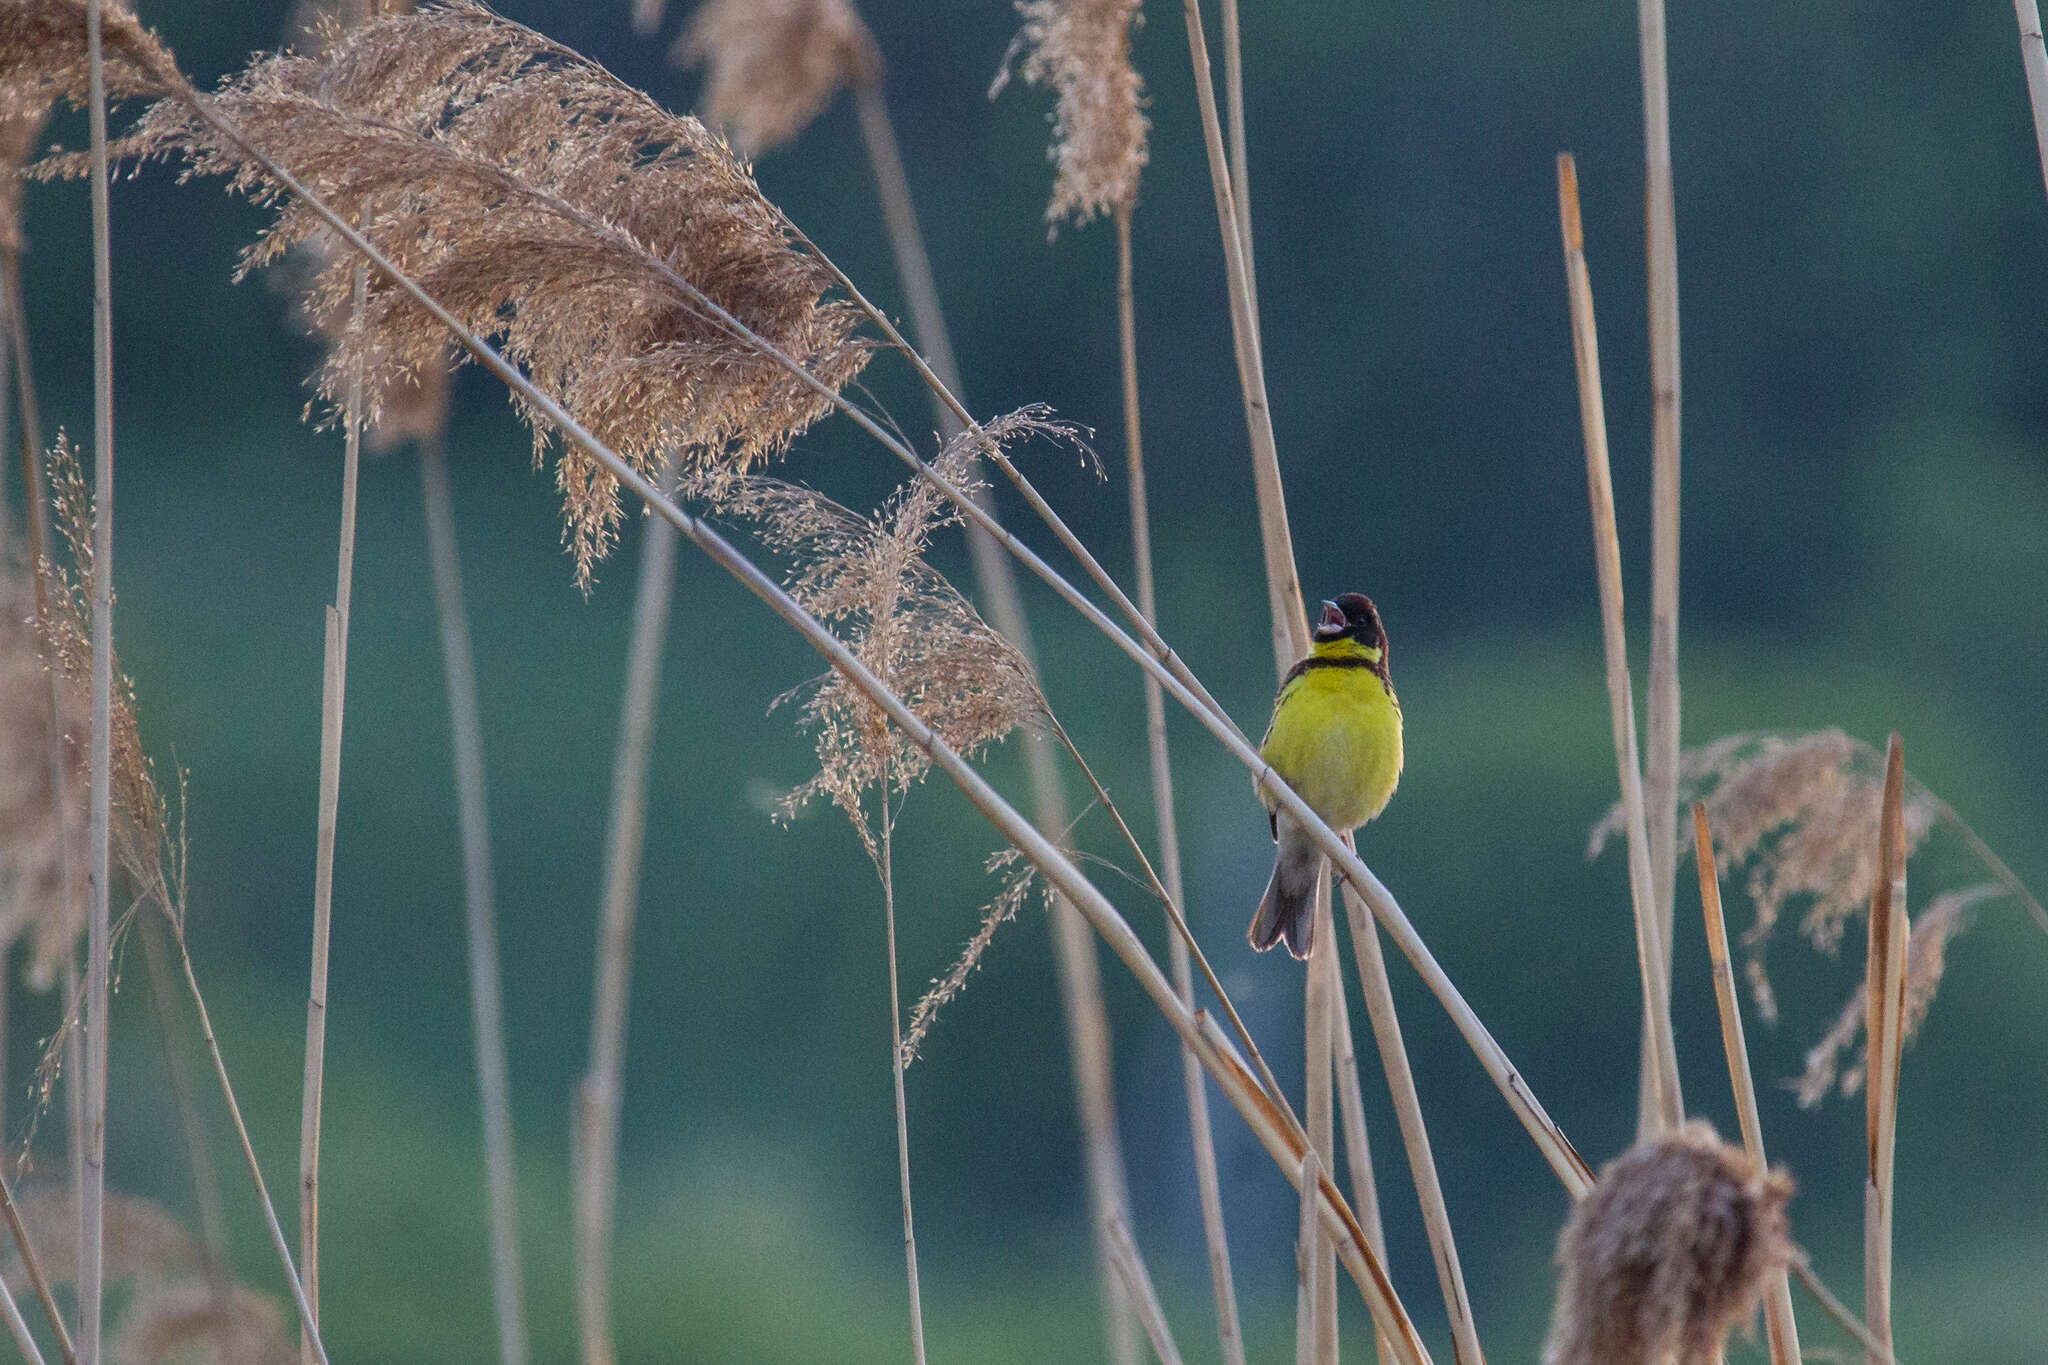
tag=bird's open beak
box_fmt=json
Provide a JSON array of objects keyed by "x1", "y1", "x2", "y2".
[{"x1": 1314, "y1": 600, "x2": 1346, "y2": 638}]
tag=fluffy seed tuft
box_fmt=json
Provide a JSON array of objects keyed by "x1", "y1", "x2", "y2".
[
  {"x1": 1546, "y1": 1122, "x2": 1793, "y2": 1365},
  {"x1": 678, "y1": 0, "x2": 879, "y2": 157},
  {"x1": 996, "y1": 0, "x2": 1149, "y2": 229}
]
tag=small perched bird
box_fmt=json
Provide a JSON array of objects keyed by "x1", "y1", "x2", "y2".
[{"x1": 1249, "y1": 593, "x2": 1404, "y2": 960}]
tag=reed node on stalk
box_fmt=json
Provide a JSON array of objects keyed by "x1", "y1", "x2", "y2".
[
  {"x1": 678, "y1": 0, "x2": 878, "y2": 158},
  {"x1": 1545, "y1": 1122, "x2": 1794, "y2": 1365},
  {"x1": 994, "y1": 0, "x2": 1149, "y2": 228}
]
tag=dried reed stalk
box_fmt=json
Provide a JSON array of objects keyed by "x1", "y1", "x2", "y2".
[
  {"x1": 1338, "y1": 875, "x2": 1485, "y2": 1365},
  {"x1": 297, "y1": 256, "x2": 364, "y2": 1365},
  {"x1": 1294, "y1": 1145, "x2": 1321, "y2": 1365},
  {"x1": 187, "y1": 144, "x2": 1434, "y2": 1351},
  {"x1": 1636, "y1": 0, "x2": 1683, "y2": 1148},
  {"x1": 1105, "y1": 1217, "x2": 1184, "y2": 1365},
  {"x1": 2015, "y1": 0, "x2": 2048, "y2": 203},
  {"x1": 1863, "y1": 735, "x2": 1906, "y2": 1365},
  {"x1": 1117, "y1": 201, "x2": 1244, "y2": 1365},
  {"x1": 1331, "y1": 977, "x2": 1393, "y2": 1365},
  {"x1": 1787, "y1": 1256, "x2": 1897, "y2": 1365},
  {"x1": 1556, "y1": 152, "x2": 1683, "y2": 1133},
  {"x1": 876, "y1": 782, "x2": 928, "y2": 1365},
  {"x1": 0, "y1": 1168, "x2": 75, "y2": 1365},
  {"x1": 1220, "y1": 0, "x2": 1255, "y2": 358},
  {"x1": 81, "y1": 1, "x2": 115, "y2": 1355},
  {"x1": 575, "y1": 469, "x2": 680, "y2": 1365},
  {"x1": 419, "y1": 430, "x2": 529, "y2": 1365},
  {"x1": 0, "y1": 1260, "x2": 44, "y2": 1365},
  {"x1": 1692, "y1": 805, "x2": 1800, "y2": 1365}
]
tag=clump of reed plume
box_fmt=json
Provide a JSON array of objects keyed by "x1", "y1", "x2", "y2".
[
  {"x1": 0, "y1": 552, "x2": 87, "y2": 989},
  {"x1": 1545, "y1": 1122, "x2": 1794, "y2": 1365},
  {"x1": 678, "y1": 0, "x2": 879, "y2": 157},
  {"x1": 0, "y1": 0, "x2": 178, "y2": 121},
  {"x1": 993, "y1": 0, "x2": 1149, "y2": 227},
  {"x1": 1592, "y1": 731, "x2": 2042, "y2": 1067},
  {"x1": 125, "y1": 0, "x2": 871, "y2": 587}
]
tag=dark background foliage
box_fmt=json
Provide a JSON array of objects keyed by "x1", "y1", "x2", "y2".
[{"x1": 11, "y1": 0, "x2": 2048, "y2": 1359}]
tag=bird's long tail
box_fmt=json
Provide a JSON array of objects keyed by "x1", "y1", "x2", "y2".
[{"x1": 1248, "y1": 817, "x2": 1326, "y2": 960}]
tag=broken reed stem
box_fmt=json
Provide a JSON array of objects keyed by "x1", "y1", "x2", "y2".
[
  {"x1": 1338, "y1": 877, "x2": 1485, "y2": 1365},
  {"x1": 419, "y1": 433, "x2": 529, "y2": 1365},
  {"x1": 0, "y1": 1169, "x2": 76, "y2": 1365},
  {"x1": 1637, "y1": 0, "x2": 1683, "y2": 1149},
  {"x1": 1790, "y1": 1256, "x2": 1898, "y2": 1365},
  {"x1": 83, "y1": 0, "x2": 116, "y2": 1356},
  {"x1": 1556, "y1": 153, "x2": 1683, "y2": 1136},
  {"x1": 575, "y1": 464, "x2": 681, "y2": 1365},
  {"x1": 1331, "y1": 980, "x2": 1394, "y2": 1365},
  {"x1": 1864, "y1": 735, "x2": 1907, "y2": 1365},
  {"x1": 1115, "y1": 202, "x2": 1246, "y2": 1365},
  {"x1": 299, "y1": 259, "x2": 365, "y2": 1365},
  {"x1": 1692, "y1": 805, "x2": 1800, "y2": 1365},
  {"x1": 2015, "y1": 0, "x2": 2048, "y2": 206},
  {"x1": 207, "y1": 91, "x2": 1580, "y2": 1218},
  {"x1": 1105, "y1": 1217, "x2": 1184, "y2": 1365},
  {"x1": 877, "y1": 800, "x2": 929, "y2": 1365},
  {"x1": 171, "y1": 936, "x2": 332, "y2": 1365},
  {"x1": 850, "y1": 71, "x2": 1138, "y2": 1365}
]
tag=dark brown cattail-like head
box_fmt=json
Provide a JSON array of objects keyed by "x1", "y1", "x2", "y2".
[{"x1": 1545, "y1": 1122, "x2": 1794, "y2": 1365}]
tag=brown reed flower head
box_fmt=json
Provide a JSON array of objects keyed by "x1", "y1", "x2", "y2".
[
  {"x1": 113, "y1": 1280, "x2": 294, "y2": 1365},
  {"x1": 0, "y1": 555, "x2": 86, "y2": 989},
  {"x1": 4, "y1": 1185, "x2": 202, "y2": 1286},
  {"x1": 737, "y1": 411, "x2": 1059, "y2": 850},
  {"x1": 0, "y1": 105, "x2": 48, "y2": 253},
  {"x1": 995, "y1": 0, "x2": 1149, "y2": 228},
  {"x1": 679, "y1": 0, "x2": 879, "y2": 157},
  {"x1": 1794, "y1": 881, "x2": 1998, "y2": 1106},
  {"x1": 1546, "y1": 1122, "x2": 1793, "y2": 1365},
  {"x1": 900, "y1": 846, "x2": 1044, "y2": 1066},
  {"x1": 132, "y1": 0, "x2": 870, "y2": 588},
  {"x1": 0, "y1": 0, "x2": 179, "y2": 125}
]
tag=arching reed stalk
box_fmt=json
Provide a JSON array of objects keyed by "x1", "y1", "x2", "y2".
[{"x1": 2014, "y1": 0, "x2": 2048, "y2": 202}]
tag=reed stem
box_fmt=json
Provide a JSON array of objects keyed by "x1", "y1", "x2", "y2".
[
  {"x1": 1105, "y1": 1217, "x2": 1184, "y2": 1365},
  {"x1": 420, "y1": 433, "x2": 529, "y2": 1365},
  {"x1": 877, "y1": 798, "x2": 929, "y2": 1365},
  {"x1": 1864, "y1": 736, "x2": 1907, "y2": 1365},
  {"x1": 2014, "y1": 0, "x2": 2048, "y2": 204},
  {"x1": 575, "y1": 465, "x2": 682, "y2": 1365},
  {"x1": 0, "y1": 1168, "x2": 75, "y2": 1365}
]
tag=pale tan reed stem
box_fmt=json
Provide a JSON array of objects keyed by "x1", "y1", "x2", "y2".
[
  {"x1": 1339, "y1": 876, "x2": 1485, "y2": 1365},
  {"x1": 1219, "y1": 0, "x2": 1259, "y2": 362},
  {"x1": 2014, "y1": 0, "x2": 2048, "y2": 204},
  {"x1": 575, "y1": 466, "x2": 681, "y2": 1365},
  {"x1": 419, "y1": 434, "x2": 529, "y2": 1365},
  {"x1": 1864, "y1": 736, "x2": 1907, "y2": 1365},
  {"x1": 850, "y1": 73, "x2": 1139, "y2": 1365},
  {"x1": 0, "y1": 1168, "x2": 74, "y2": 1365},
  {"x1": 1294, "y1": 1145, "x2": 1321, "y2": 1365},
  {"x1": 1691, "y1": 805, "x2": 1800, "y2": 1365},
  {"x1": 299, "y1": 252, "x2": 362, "y2": 1357},
  {"x1": 1556, "y1": 154, "x2": 1683, "y2": 1134},
  {"x1": 1790, "y1": 1256, "x2": 1897, "y2": 1365},
  {"x1": 0, "y1": 1261, "x2": 45, "y2": 1365},
  {"x1": 1637, "y1": 0, "x2": 1683, "y2": 1148},
  {"x1": 1115, "y1": 202, "x2": 1246, "y2": 1365},
  {"x1": 1331, "y1": 976, "x2": 1393, "y2": 1365},
  {"x1": 1105, "y1": 1217, "x2": 1184, "y2": 1365},
  {"x1": 82, "y1": 2, "x2": 114, "y2": 1355},
  {"x1": 877, "y1": 800, "x2": 929, "y2": 1365}
]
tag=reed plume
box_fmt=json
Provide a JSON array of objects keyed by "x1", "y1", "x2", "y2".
[
  {"x1": 0, "y1": 556, "x2": 86, "y2": 989},
  {"x1": 112, "y1": 1280, "x2": 292, "y2": 1365},
  {"x1": 1546, "y1": 1123, "x2": 1794, "y2": 1365},
  {"x1": 3, "y1": 1186, "x2": 198, "y2": 1287},
  {"x1": 901, "y1": 848, "x2": 1043, "y2": 1066},
  {"x1": 995, "y1": 0, "x2": 1149, "y2": 227},
  {"x1": 129, "y1": 0, "x2": 870, "y2": 587},
  {"x1": 0, "y1": 0, "x2": 176, "y2": 120},
  {"x1": 678, "y1": 0, "x2": 878, "y2": 157}
]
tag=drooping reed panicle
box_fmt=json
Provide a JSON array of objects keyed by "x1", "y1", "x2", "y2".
[
  {"x1": 901, "y1": 847, "x2": 1043, "y2": 1066},
  {"x1": 127, "y1": 0, "x2": 871, "y2": 588},
  {"x1": 678, "y1": 0, "x2": 878, "y2": 158},
  {"x1": 0, "y1": 0, "x2": 176, "y2": 121},
  {"x1": 994, "y1": 0, "x2": 1149, "y2": 228},
  {"x1": 1546, "y1": 1122, "x2": 1794, "y2": 1365}
]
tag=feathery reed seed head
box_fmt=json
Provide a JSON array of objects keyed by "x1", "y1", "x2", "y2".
[
  {"x1": 0, "y1": 0, "x2": 178, "y2": 125},
  {"x1": 1546, "y1": 1123, "x2": 1793, "y2": 1365},
  {"x1": 997, "y1": 0, "x2": 1149, "y2": 227},
  {"x1": 679, "y1": 0, "x2": 879, "y2": 156},
  {"x1": 0, "y1": 556, "x2": 86, "y2": 989},
  {"x1": 901, "y1": 847, "x2": 1044, "y2": 1066},
  {"x1": 112, "y1": 1279, "x2": 294, "y2": 1365},
  {"x1": 132, "y1": 0, "x2": 870, "y2": 586},
  {"x1": 5, "y1": 1186, "x2": 201, "y2": 1286}
]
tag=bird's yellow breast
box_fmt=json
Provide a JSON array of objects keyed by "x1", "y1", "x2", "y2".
[{"x1": 1258, "y1": 642, "x2": 1403, "y2": 831}]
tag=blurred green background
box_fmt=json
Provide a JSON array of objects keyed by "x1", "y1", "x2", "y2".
[{"x1": 10, "y1": 0, "x2": 2048, "y2": 1360}]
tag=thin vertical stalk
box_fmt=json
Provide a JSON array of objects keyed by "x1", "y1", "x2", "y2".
[
  {"x1": 1105, "y1": 1218, "x2": 1185, "y2": 1365},
  {"x1": 2014, "y1": 0, "x2": 2048, "y2": 205},
  {"x1": 1637, "y1": 0, "x2": 1684, "y2": 1147},
  {"x1": 420, "y1": 434, "x2": 529, "y2": 1365},
  {"x1": 878, "y1": 800, "x2": 928, "y2": 1365},
  {"x1": 1218, "y1": 0, "x2": 1259, "y2": 361},
  {"x1": 575, "y1": 466, "x2": 682, "y2": 1365},
  {"x1": 1692, "y1": 805, "x2": 1799, "y2": 1365},
  {"x1": 1294, "y1": 1146, "x2": 1321, "y2": 1365},
  {"x1": 1303, "y1": 890, "x2": 1337, "y2": 1365},
  {"x1": 852, "y1": 72, "x2": 1138, "y2": 1365},
  {"x1": 1116, "y1": 203, "x2": 1244, "y2": 1365},
  {"x1": 82, "y1": 1, "x2": 115, "y2": 1356},
  {"x1": 0, "y1": 1170, "x2": 76, "y2": 1365},
  {"x1": 300, "y1": 263, "x2": 366, "y2": 1365},
  {"x1": 1556, "y1": 154, "x2": 1683, "y2": 1134},
  {"x1": 1864, "y1": 736, "x2": 1907, "y2": 1365},
  {"x1": 1331, "y1": 976, "x2": 1392, "y2": 1365},
  {"x1": 1338, "y1": 881, "x2": 1485, "y2": 1365}
]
